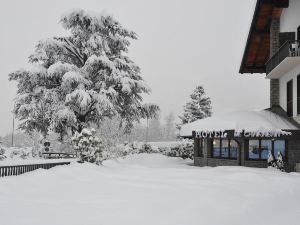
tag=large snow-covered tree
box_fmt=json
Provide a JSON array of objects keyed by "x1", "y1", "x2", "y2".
[
  {"x1": 9, "y1": 9, "x2": 151, "y2": 138},
  {"x1": 179, "y1": 86, "x2": 212, "y2": 124}
]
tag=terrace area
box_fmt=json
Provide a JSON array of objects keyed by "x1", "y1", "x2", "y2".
[{"x1": 266, "y1": 40, "x2": 300, "y2": 78}]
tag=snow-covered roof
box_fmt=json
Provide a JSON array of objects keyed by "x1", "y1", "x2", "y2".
[{"x1": 180, "y1": 110, "x2": 299, "y2": 137}]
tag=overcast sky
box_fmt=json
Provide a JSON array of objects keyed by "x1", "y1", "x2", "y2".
[{"x1": 0, "y1": 0, "x2": 269, "y2": 136}]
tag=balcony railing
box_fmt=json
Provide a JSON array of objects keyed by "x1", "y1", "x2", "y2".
[{"x1": 266, "y1": 40, "x2": 300, "y2": 75}]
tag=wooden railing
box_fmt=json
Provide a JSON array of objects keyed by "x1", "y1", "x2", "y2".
[
  {"x1": 0, "y1": 162, "x2": 71, "y2": 178},
  {"x1": 266, "y1": 40, "x2": 300, "y2": 75}
]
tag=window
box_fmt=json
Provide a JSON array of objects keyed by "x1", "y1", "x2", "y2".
[
  {"x1": 260, "y1": 140, "x2": 272, "y2": 160},
  {"x1": 274, "y1": 140, "x2": 285, "y2": 159},
  {"x1": 221, "y1": 139, "x2": 229, "y2": 158},
  {"x1": 230, "y1": 140, "x2": 239, "y2": 159},
  {"x1": 287, "y1": 80, "x2": 293, "y2": 117},
  {"x1": 212, "y1": 139, "x2": 238, "y2": 159},
  {"x1": 247, "y1": 139, "x2": 286, "y2": 161},
  {"x1": 212, "y1": 139, "x2": 221, "y2": 157},
  {"x1": 249, "y1": 140, "x2": 260, "y2": 159}
]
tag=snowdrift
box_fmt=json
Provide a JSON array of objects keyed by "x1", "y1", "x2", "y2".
[{"x1": 1, "y1": 154, "x2": 300, "y2": 225}]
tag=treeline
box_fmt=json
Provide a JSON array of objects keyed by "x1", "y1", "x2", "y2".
[{"x1": 0, "y1": 112, "x2": 177, "y2": 149}]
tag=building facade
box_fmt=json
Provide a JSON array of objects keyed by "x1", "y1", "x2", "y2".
[{"x1": 181, "y1": 0, "x2": 300, "y2": 172}]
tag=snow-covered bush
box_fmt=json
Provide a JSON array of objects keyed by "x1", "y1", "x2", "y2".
[
  {"x1": 162, "y1": 139, "x2": 194, "y2": 159},
  {"x1": 11, "y1": 150, "x2": 30, "y2": 159},
  {"x1": 102, "y1": 140, "x2": 193, "y2": 160},
  {"x1": 267, "y1": 151, "x2": 277, "y2": 169},
  {"x1": 0, "y1": 146, "x2": 6, "y2": 160},
  {"x1": 277, "y1": 152, "x2": 285, "y2": 172},
  {"x1": 72, "y1": 128, "x2": 103, "y2": 165},
  {"x1": 139, "y1": 143, "x2": 156, "y2": 154},
  {"x1": 7, "y1": 147, "x2": 33, "y2": 159}
]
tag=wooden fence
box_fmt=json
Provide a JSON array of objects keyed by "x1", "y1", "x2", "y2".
[{"x1": 0, "y1": 162, "x2": 71, "y2": 177}]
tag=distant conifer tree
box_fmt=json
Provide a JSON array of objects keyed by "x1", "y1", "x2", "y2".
[{"x1": 179, "y1": 86, "x2": 212, "y2": 124}]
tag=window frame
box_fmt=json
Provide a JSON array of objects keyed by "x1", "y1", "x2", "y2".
[{"x1": 246, "y1": 139, "x2": 287, "y2": 161}]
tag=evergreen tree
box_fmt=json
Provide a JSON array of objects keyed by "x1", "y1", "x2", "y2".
[
  {"x1": 9, "y1": 9, "x2": 150, "y2": 137},
  {"x1": 179, "y1": 86, "x2": 212, "y2": 124}
]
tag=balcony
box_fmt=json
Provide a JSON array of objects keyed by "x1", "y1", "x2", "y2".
[{"x1": 266, "y1": 41, "x2": 300, "y2": 79}]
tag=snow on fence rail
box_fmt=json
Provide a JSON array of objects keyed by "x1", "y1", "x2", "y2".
[{"x1": 0, "y1": 162, "x2": 71, "y2": 177}]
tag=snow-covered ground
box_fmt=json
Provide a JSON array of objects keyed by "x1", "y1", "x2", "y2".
[{"x1": 1, "y1": 154, "x2": 300, "y2": 225}]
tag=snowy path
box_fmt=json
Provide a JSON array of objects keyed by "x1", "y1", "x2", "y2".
[{"x1": 0, "y1": 154, "x2": 300, "y2": 225}]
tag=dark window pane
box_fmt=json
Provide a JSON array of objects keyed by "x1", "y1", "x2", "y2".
[
  {"x1": 249, "y1": 140, "x2": 260, "y2": 159},
  {"x1": 287, "y1": 80, "x2": 293, "y2": 117},
  {"x1": 274, "y1": 140, "x2": 285, "y2": 159},
  {"x1": 221, "y1": 139, "x2": 229, "y2": 158},
  {"x1": 261, "y1": 140, "x2": 272, "y2": 160},
  {"x1": 230, "y1": 140, "x2": 238, "y2": 159},
  {"x1": 213, "y1": 139, "x2": 220, "y2": 157}
]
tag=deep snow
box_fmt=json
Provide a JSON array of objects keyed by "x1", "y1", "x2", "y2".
[{"x1": 1, "y1": 154, "x2": 300, "y2": 225}]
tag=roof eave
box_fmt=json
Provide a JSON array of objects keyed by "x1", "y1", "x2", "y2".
[{"x1": 239, "y1": 0, "x2": 289, "y2": 74}]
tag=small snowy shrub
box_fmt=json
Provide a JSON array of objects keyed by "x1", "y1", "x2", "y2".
[
  {"x1": 9, "y1": 148, "x2": 31, "y2": 159},
  {"x1": 267, "y1": 151, "x2": 278, "y2": 169},
  {"x1": 267, "y1": 151, "x2": 285, "y2": 172},
  {"x1": 277, "y1": 152, "x2": 285, "y2": 172},
  {"x1": 162, "y1": 139, "x2": 194, "y2": 159},
  {"x1": 102, "y1": 144, "x2": 127, "y2": 160},
  {"x1": 139, "y1": 143, "x2": 160, "y2": 154},
  {"x1": 101, "y1": 140, "x2": 193, "y2": 160},
  {"x1": 72, "y1": 128, "x2": 103, "y2": 165},
  {"x1": 122, "y1": 142, "x2": 140, "y2": 155},
  {"x1": 0, "y1": 146, "x2": 6, "y2": 160}
]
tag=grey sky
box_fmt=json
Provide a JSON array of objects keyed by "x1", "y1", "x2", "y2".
[{"x1": 0, "y1": 0, "x2": 269, "y2": 136}]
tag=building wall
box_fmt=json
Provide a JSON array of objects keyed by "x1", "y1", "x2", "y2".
[
  {"x1": 194, "y1": 157, "x2": 206, "y2": 167},
  {"x1": 244, "y1": 160, "x2": 267, "y2": 168},
  {"x1": 279, "y1": 63, "x2": 300, "y2": 117},
  {"x1": 287, "y1": 139, "x2": 300, "y2": 171},
  {"x1": 280, "y1": 0, "x2": 300, "y2": 34},
  {"x1": 270, "y1": 19, "x2": 280, "y2": 107},
  {"x1": 194, "y1": 157, "x2": 239, "y2": 167},
  {"x1": 194, "y1": 137, "x2": 300, "y2": 172}
]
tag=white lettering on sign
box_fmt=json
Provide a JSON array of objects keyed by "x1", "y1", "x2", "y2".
[
  {"x1": 235, "y1": 130, "x2": 291, "y2": 138},
  {"x1": 195, "y1": 131, "x2": 227, "y2": 138},
  {"x1": 195, "y1": 130, "x2": 291, "y2": 139}
]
